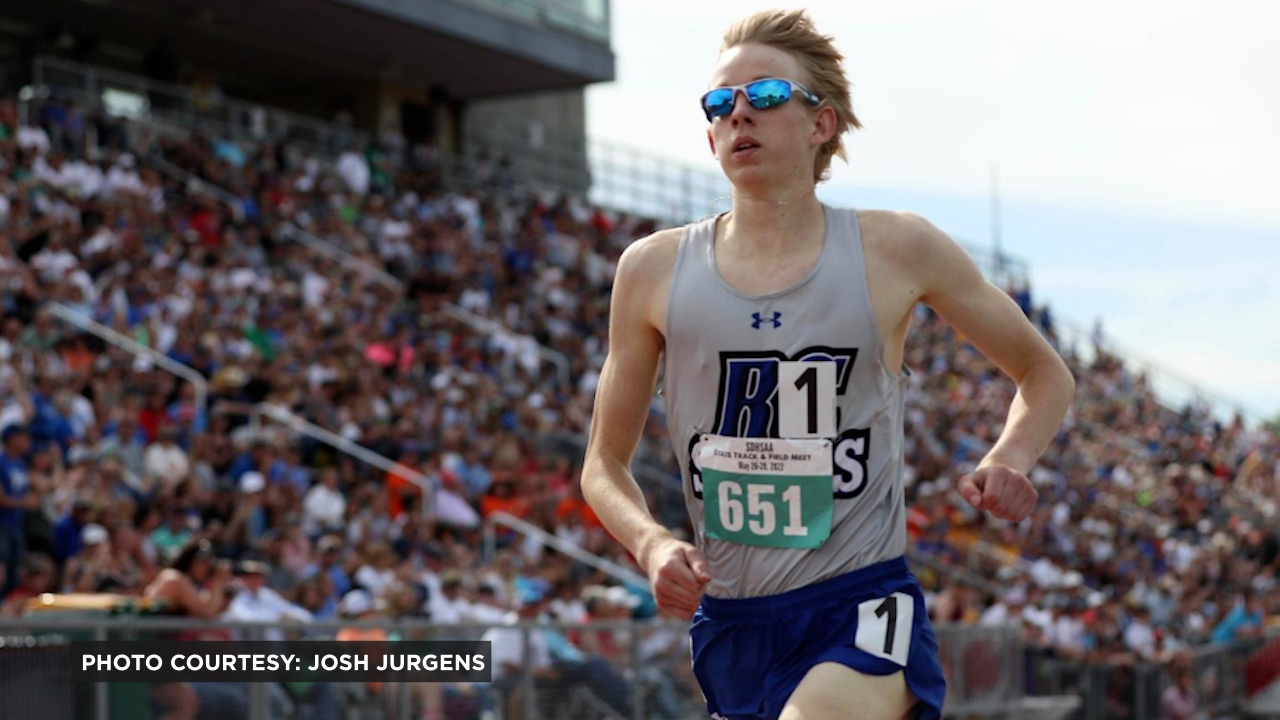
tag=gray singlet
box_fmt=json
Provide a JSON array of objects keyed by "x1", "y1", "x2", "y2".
[{"x1": 662, "y1": 204, "x2": 909, "y2": 599}]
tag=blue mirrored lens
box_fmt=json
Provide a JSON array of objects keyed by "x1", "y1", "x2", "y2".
[
  {"x1": 702, "y1": 88, "x2": 736, "y2": 119},
  {"x1": 747, "y1": 79, "x2": 792, "y2": 109}
]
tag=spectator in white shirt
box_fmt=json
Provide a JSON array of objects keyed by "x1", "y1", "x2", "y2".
[
  {"x1": 1123, "y1": 603, "x2": 1158, "y2": 660},
  {"x1": 427, "y1": 570, "x2": 471, "y2": 623},
  {"x1": 980, "y1": 588, "x2": 1027, "y2": 628},
  {"x1": 467, "y1": 584, "x2": 511, "y2": 625},
  {"x1": 302, "y1": 468, "x2": 346, "y2": 536},
  {"x1": 30, "y1": 231, "x2": 79, "y2": 284},
  {"x1": 222, "y1": 560, "x2": 312, "y2": 641},
  {"x1": 482, "y1": 585, "x2": 554, "y2": 701},
  {"x1": 1049, "y1": 603, "x2": 1087, "y2": 659},
  {"x1": 17, "y1": 124, "x2": 51, "y2": 156},
  {"x1": 144, "y1": 424, "x2": 190, "y2": 487},
  {"x1": 353, "y1": 543, "x2": 397, "y2": 596},
  {"x1": 336, "y1": 143, "x2": 370, "y2": 196},
  {"x1": 105, "y1": 154, "x2": 146, "y2": 196}
]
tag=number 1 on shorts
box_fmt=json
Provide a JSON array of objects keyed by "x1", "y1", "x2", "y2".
[{"x1": 855, "y1": 592, "x2": 913, "y2": 666}]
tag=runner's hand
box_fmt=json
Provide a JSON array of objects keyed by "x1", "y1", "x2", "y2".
[
  {"x1": 957, "y1": 465, "x2": 1038, "y2": 522},
  {"x1": 641, "y1": 536, "x2": 711, "y2": 620}
]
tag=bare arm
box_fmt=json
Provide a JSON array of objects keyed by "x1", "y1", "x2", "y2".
[
  {"x1": 581, "y1": 235, "x2": 669, "y2": 562},
  {"x1": 581, "y1": 230, "x2": 710, "y2": 618},
  {"x1": 909, "y1": 215, "x2": 1075, "y2": 518},
  {"x1": 145, "y1": 569, "x2": 231, "y2": 619}
]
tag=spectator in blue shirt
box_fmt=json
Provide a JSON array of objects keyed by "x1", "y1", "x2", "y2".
[
  {"x1": 0, "y1": 425, "x2": 34, "y2": 597},
  {"x1": 1211, "y1": 590, "x2": 1267, "y2": 645},
  {"x1": 53, "y1": 499, "x2": 95, "y2": 564},
  {"x1": 302, "y1": 535, "x2": 351, "y2": 606}
]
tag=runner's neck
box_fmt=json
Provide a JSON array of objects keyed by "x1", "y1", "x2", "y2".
[{"x1": 720, "y1": 191, "x2": 825, "y2": 257}]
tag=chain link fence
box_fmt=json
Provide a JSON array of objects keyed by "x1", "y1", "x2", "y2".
[{"x1": 1024, "y1": 637, "x2": 1269, "y2": 720}]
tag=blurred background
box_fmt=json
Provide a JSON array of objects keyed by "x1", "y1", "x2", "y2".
[{"x1": 0, "y1": 0, "x2": 1276, "y2": 718}]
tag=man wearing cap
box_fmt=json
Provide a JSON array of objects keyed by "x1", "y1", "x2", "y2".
[
  {"x1": 0, "y1": 424, "x2": 34, "y2": 597},
  {"x1": 482, "y1": 584, "x2": 557, "y2": 720},
  {"x1": 63, "y1": 523, "x2": 132, "y2": 593},
  {"x1": 222, "y1": 560, "x2": 312, "y2": 641},
  {"x1": 428, "y1": 570, "x2": 471, "y2": 624},
  {"x1": 303, "y1": 535, "x2": 352, "y2": 612},
  {"x1": 237, "y1": 471, "x2": 269, "y2": 545}
]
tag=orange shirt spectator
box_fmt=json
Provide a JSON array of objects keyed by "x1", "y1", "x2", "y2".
[
  {"x1": 480, "y1": 476, "x2": 529, "y2": 520},
  {"x1": 385, "y1": 456, "x2": 423, "y2": 520},
  {"x1": 556, "y1": 495, "x2": 602, "y2": 530}
]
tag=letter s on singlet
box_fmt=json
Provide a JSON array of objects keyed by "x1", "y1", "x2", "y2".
[{"x1": 832, "y1": 428, "x2": 870, "y2": 498}]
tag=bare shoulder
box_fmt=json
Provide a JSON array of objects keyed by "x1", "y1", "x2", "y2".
[
  {"x1": 855, "y1": 209, "x2": 948, "y2": 257},
  {"x1": 614, "y1": 226, "x2": 685, "y2": 335},
  {"x1": 144, "y1": 568, "x2": 186, "y2": 596},
  {"x1": 856, "y1": 209, "x2": 972, "y2": 289},
  {"x1": 616, "y1": 226, "x2": 684, "y2": 280}
]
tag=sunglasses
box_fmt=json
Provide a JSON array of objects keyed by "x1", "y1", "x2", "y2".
[{"x1": 700, "y1": 78, "x2": 822, "y2": 122}]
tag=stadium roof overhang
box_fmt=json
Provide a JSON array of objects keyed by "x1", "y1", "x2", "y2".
[{"x1": 10, "y1": 0, "x2": 615, "y2": 99}]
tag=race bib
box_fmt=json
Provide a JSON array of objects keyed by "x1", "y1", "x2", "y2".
[{"x1": 697, "y1": 435, "x2": 833, "y2": 549}]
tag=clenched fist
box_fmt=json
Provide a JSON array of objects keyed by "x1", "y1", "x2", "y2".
[
  {"x1": 957, "y1": 465, "x2": 1038, "y2": 522},
  {"x1": 641, "y1": 536, "x2": 712, "y2": 620}
]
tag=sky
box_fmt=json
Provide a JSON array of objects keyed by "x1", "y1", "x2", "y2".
[{"x1": 585, "y1": 0, "x2": 1280, "y2": 421}]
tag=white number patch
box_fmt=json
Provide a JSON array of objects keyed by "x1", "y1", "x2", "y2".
[
  {"x1": 854, "y1": 593, "x2": 913, "y2": 666},
  {"x1": 778, "y1": 361, "x2": 836, "y2": 438}
]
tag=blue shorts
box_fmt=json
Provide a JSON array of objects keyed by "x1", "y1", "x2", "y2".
[{"x1": 690, "y1": 557, "x2": 946, "y2": 720}]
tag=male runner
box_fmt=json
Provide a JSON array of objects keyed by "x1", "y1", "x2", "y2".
[{"x1": 582, "y1": 9, "x2": 1075, "y2": 720}]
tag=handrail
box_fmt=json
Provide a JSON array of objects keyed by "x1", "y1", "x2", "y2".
[
  {"x1": 439, "y1": 303, "x2": 571, "y2": 389},
  {"x1": 277, "y1": 224, "x2": 403, "y2": 292},
  {"x1": 251, "y1": 403, "x2": 472, "y2": 528},
  {"x1": 44, "y1": 303, "x2": 207, "y2": 429},
  {"x1": 144, "y1": 154, "x2": 245, "y2": 222},
  {"x1": 483, "y1": 511, "x2": 648, "y2": 589}
]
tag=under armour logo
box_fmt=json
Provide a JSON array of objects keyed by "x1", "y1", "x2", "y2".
[{"x1": 751, "y1": 311, "x2": 782, "y2": 329}]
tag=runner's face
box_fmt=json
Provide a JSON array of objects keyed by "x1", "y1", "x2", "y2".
[{"x1": 707, "y1": 44, "x2": 823, "y2": 190}]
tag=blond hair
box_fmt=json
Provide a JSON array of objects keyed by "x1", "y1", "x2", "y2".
[{"x1": 721, "y1": 9, "x2": 860, "y2": 183}]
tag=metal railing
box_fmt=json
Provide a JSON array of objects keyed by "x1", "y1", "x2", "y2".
[
  {"x1": 249, "y1": 403, "x2": 462, "y2": 528},
  {"x1": 439, "y1": 303, "x2": 572, "y2": 390},
  {"x1": 483, "y1": 511, "x2": 647, "y2": 588},
  {"x1": 462, "y1": 122, "x2": 731, "y2": 226},
  {"x1": 1025, "y1": 636, "x2": 1270, "y2": 720},
  {"x1": 43, "y1": 303, "x2": 208, "y2": 430},
  {"x1": 145, "y1": 153, "x2": 247, "y2": 222},
  {"x1": 0, "y1": 616, "x2": 1032, "y2": 720},
  {"x1": 32, "y1": 55, "x2": 370, "y2": 155},
  {"x1": 277, "y1": 224, "x2": 403, "y2": 293}
]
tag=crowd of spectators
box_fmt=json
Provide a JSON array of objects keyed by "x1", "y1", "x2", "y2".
[{"x1": 1, "y1": 92, "x2": 1279, "y2": 719}]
